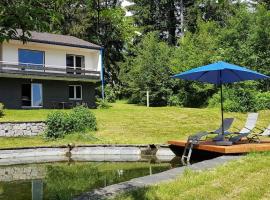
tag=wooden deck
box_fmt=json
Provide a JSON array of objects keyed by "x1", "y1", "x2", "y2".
[{"x1": 168, "y1": 140, "x2": 270, "y2": 154}]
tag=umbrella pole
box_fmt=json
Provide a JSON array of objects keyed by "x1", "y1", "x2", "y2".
[{"x1": 220, "y1": 84, "x2": 224, "y2": 136}]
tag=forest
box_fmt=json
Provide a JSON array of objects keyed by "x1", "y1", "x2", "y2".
[{"x1": 1, "y1": 0, "x2": 270, "y2": 112}]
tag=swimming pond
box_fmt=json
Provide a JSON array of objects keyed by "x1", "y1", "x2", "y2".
[{"x1": 0, "y1": 157, "x2": 181, "y2": 200}]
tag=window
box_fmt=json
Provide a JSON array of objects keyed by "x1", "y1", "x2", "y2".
[
  {"x1": 69, "y1": 85, "x2": 82, "y2": 100},
  {"x1": 19, "y1": 49, "x2": 44, "y2": 70},
  {"x1": 66, "y1": 54, "x2": 85, "y2": 74},
  {"x1": 66, "y1": 55, "x2": 74, "y2": 67}
]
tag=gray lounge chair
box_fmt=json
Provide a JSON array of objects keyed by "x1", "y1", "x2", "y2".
[
  {"x1": 260, "y1": 125, "x2": 270, "y2": 136},
  {"x1": 247, "y1": 124, "x2": 270, "y2": 143},
  {"x1": 181, "y1": 118, "x2": 234, "y2": 164},
  {"x1": 187, "y1": 118, "x2": 234, "y2": 144},
  {"x1": 229, "y1": 113, "x2": 259, "y2": 144}
]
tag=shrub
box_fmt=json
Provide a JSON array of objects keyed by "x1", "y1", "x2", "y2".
[
  {"x1": 167, "y1": 95, "x2": 183, "y2": 107},
  {"x1": 105, "y1": 84, "x2": 116, "y2": 103},
  {"x1": 45, "y1": 106, "x2": 97, "y2": 139},
  {"x1": 96, "y1": 98, "x2": 111, "y2": 109},
  {"x1": 208, "y1": 86, "x2": 270, "y2": 112},
  {"x1": 255, "y1": 92, "x2": 270, "y2": 111},
  {"x1": 45, "y1": 111, "x2": 69, "y2": 138},
  {"x1": 69, "y1": 106, "x2": 97, "y2": 132},
  {"x1": 208, "y1": 87, "x2": 256, "y2": 112},
  {"x1": 0, "y1": 103, "x2": 4, "y2": 117}
]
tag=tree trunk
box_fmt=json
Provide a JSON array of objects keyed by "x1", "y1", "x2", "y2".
[{"x1": 180, "y1": 0, "x2": 184, "y2": 35}]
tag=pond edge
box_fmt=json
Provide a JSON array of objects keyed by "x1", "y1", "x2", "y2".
[{"x1": 73, "y1": 155, "x2": 243, "y2": 200}]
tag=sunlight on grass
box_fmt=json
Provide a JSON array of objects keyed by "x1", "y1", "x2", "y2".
[
  {"x1": 0, "y1": 101, "x2": 269, "y2": 148},
  {"x1": 114, "y1": 152, "x2": 270, "y2": 200}
]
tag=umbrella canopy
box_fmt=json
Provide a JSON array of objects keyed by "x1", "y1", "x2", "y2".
[
  {"x1": 172, "y1": 61, "x2": 269, "y2": 84},
  {"x1": 172, "y1": 61, "x2": 269, "y2": 141}
]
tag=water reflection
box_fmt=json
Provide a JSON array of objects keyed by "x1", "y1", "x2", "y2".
[
  {"x1": 32, "y1": 180, "x2": 43, "y2": 200},
  {"x1": 0, "y1": 157, "x2": 181, "y2": 200}
]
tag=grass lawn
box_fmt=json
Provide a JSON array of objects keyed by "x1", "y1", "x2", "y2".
[
  {"x1": 114, "y1": 152, "x2": 270, "y2": 200},
  {"x1": 0, "y1": 101, "x2": 269, "y2": 148}
]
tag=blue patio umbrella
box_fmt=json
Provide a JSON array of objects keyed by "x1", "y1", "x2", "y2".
[{"x1": 172, "y1": 61, "x2": 269, "y2": 139}]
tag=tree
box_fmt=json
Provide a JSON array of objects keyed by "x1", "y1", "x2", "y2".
[
  {"x1": 120, "y1": 32, "x2": 176, "y2": 106},
  {"x1": 52, "y1": 0, "x2": 135, "y2": 85},
  {"x1": 185, "y1": 0, "x2": 240, "y2": 33},
  {"x1": 220, "y1": 4, "x2": 270, "y2": 90},
  {"x1": 257, "y1": 1, "x2": 270, "y2": 9},
  {"x1": 0, "y1": 0, "x2": 62, "y2": 42},
  {"x1": 128, "y1": 0, "x2": 196, "y2": 45},
  {"x1": 170, "y1": 20, "x2": 220, "y2": 107}
]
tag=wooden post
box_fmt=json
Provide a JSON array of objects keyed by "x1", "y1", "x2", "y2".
[{"x1": 146, "y1": 91, "x2": 149, "y2": 107}]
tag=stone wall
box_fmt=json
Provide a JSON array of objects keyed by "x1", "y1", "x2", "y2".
[
  {"x1": 0, "y1": 165, "x2": 46, "y2": 182},
  {"x1": 0, "y1": 121, "x2": 46, "y2": 137}
]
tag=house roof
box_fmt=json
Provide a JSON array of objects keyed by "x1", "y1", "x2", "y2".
[{"x1": 14, "y1": 29, "x2": 103, "y2": 50}]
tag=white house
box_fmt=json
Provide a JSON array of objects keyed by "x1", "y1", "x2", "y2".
[{"x1": 0, "y1": 30, "x2": 103, "y2": 109}]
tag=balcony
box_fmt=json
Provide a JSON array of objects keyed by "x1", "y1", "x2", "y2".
[{"x1": 0, "y1": 61, "x2": 100, "y2": 82}]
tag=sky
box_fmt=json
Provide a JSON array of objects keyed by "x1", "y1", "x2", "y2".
[
  {"x1": 121, "y1": 0, "x2": 254, "y2": 17},
  {"x1": 121, "y1": 0, "x2": 133, "y2": 16}
]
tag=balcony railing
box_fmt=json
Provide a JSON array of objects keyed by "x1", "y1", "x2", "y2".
[{"x1": 0, "y1": 61, "x2": 100, "y2": 80}]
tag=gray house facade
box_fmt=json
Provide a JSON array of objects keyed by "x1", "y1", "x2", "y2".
[{"x1": 0, "y1": 31, "x2": 103, "y2": 109}]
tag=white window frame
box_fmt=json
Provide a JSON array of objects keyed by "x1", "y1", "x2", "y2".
[
  {"x1": 69, "y1": 85, "x2": 82, "y2": 100},
  {"x1": 66, "y1": 54, "x2": 85, "y2": 70}
]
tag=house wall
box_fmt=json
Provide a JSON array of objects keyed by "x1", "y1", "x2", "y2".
[
  {"x1": 1, "y1": 40, "x2": 101, "y2": 71},
  {"x1": 0, "y1": 77, "x2": 96, "y2": 109}
]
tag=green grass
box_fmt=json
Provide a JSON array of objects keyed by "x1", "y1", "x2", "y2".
[
  {"x1": 114, "y1": 152, "x2": 270, "y2": 200},
  {"x1": 0, "y1": 101, "x2": 269, "y2": 148}
]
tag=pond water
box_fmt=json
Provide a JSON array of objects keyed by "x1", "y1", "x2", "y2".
[{"x1": 0, "y1": 157, "x2": 181, "y2": 200}]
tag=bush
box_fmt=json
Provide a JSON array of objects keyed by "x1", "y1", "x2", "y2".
[
  {"x1": 255, "y1": 92, "x2": 270, "y2": 111},
  {"x1": 167, "y1": 95, "x2": 183, "y2": 107},
  {"x1": 96, "y1": 98, "x2": 111, "y2": 109},
  {"x1": 105, "y1": 84, "x2": 117, "y2": 103},
  {"x1": 45, "y1": 111, "x2": 70, "y2": 138},
  {"x1": 0, "y1": 103, "x2": 4, "y2": 117},
  {"x1": 208, "y1": 86, "x2": 270, "y2": 112},
  {"x1": 69, "y1": 106, "x2": 97, "y2": 132},
  {"x1": 45, "y1": 106, "x2": 97, "y2": 139}
]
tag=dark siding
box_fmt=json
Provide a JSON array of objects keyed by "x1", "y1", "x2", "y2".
[
  {"x1": 0, "y1": 77, "x2": 96, "y2": 109},
  {"x1": 0, "y1": 78, "x2": 23, "y2": 109}
]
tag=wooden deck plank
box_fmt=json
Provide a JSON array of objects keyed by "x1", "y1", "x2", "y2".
[{"x1": 168, "y1": 140, "x2": 270, "y2": 154}]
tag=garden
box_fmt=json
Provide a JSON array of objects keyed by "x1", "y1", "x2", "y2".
[
  {"x1": 0, "y1": 101, "x2": 269, "y2": 148},
  {"x1": 1, "y1": 1, "x2": 270, "y2": 200}
]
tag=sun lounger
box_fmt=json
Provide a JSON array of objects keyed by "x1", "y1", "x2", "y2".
[
  {"x1": 187, "y1": 118, "x2": 234, "y2": 144},
  {"x1": 212, "y1": 118, "x2": 234, "y2": 141},
  {"x1": 181, "y1": 118, "x2": 234, "y2": 164},
  {"x1": 260, "y1": 125, "x2": 270, "y2": 136},
  {"x1": 247, "y1": 124, "x2": 270, "y2": 143},
  {"x1": 229, "y1": 113, "x2": 258, "y2": 144}
]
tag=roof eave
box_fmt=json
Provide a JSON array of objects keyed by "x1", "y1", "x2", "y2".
[{"x1": 12, "y1": 38, "x2": 104, "y2": 50}]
